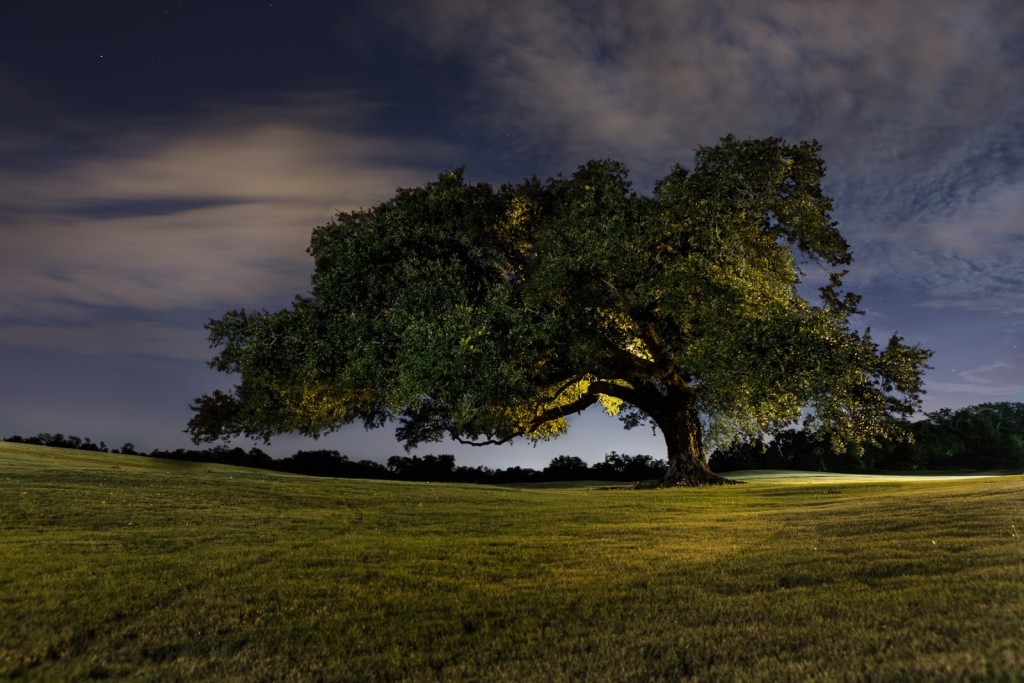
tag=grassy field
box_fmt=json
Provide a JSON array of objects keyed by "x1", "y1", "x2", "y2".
[{"x1": 2, "y1": 442, "x2": 1023, "y2": 681}]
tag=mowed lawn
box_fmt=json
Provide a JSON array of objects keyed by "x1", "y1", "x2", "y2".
[{"x1": 2, "y1": 443, "x2": 1023, "y2": 681}]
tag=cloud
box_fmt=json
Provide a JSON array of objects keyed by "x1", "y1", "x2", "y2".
[
  {"x1": 959, "y1": 356, "x2": 1024, "y2": 387},
  {"x1": 926, "y1": 380, "x2": 1021, "y2": 399},
  {"x1": 0, "y1": 92, "x2": 451, "y2": 317},
  {"x1": 926, "y1": 355, "x2": 1024, "y2": 403},
  {"x1": 0, "y1": 320, "x2": 210, "y2": 361},
  {"x1": 855, "y1": 173, "x2": 1024, "y2": 311},
  {"x1": 405, "y1": 0, "x2": 1023, "y2": 172},
  {"x1": 0, "y1": 91, "x2": 454, "y2": 359}
]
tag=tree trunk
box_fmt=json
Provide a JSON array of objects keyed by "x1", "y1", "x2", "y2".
[{"x1": 658, "y1": 391, "x2": 733, "y2": 487}]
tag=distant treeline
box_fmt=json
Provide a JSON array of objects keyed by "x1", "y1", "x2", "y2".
[
  {"x1": 710, "y1": 402, "x2": 1024, "y2": 473},
  {"x1": 1, "y1": 432, "x2": 666, "y2": 483},
  {"x1": 7, "y1": 402, "x2": 1023, "y2": 481}
]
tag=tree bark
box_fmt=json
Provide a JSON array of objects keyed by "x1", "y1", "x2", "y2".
[{"x1": 657, "y1": 390, "x2": 733, "y2": 486}]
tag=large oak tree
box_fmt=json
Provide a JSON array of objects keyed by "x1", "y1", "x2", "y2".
[{"x1": 188, "y1": 136, "x2": 931, "y2": 485}]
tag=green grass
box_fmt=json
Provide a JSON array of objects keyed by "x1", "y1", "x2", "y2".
[{"x1": 3, "y1": 442, "x2": 1024, "y2": 681}]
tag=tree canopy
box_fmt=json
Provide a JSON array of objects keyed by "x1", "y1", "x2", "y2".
[{"x1": 188, "y1": 136, "x2": 931, "y2": 485}]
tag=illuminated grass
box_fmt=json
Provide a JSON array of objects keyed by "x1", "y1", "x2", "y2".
[{"x1": 2, "y1": 442, "x2": 1023, "y2": 681}]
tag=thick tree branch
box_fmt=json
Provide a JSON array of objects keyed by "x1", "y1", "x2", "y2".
[
  {"x1": 452, "y1": 434, "x2": 517, "y2": 447},
  {"x1": 529, "y1": 393, "x2": 600, "y2": 431},
  {"x1": 587, "y1": 379, "x2": 644, "y2": 407},
  {"x1": 595, "y1": 378, "x2": 681, "y2": 412}
]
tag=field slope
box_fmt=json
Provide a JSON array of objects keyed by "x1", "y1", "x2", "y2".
[{"x1": 2, "y1": 442, "x2": 1023, "y2": 681}]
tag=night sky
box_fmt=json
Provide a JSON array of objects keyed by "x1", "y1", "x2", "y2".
[{"x1": 2, "y1": 1, "x2": 1022, "y2": 469}]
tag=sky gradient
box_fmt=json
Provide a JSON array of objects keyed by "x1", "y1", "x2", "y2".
[{"x1": 1, "y1": 1, "x2": 1022, "y2": 469}]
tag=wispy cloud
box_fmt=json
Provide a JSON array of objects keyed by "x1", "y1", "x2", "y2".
[
  {"x1": 406, "y1": 1, "x2": 1022, "y2": 168},
  {"x1": 0, "y1": 91, "x2": 452, "y2": 359},
  {"x1": 0, "y1": 320, "x2": 211, "y2": 361},
  {"x1": 854, "y1": 171, "x2": 1024, "y2": 311},
  {"x1": 927, "y1": 355, "x2": 1024, "y2": 402}
]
